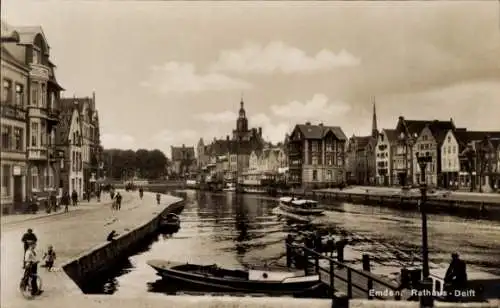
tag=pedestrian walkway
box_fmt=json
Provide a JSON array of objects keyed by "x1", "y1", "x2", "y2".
[
  {"x1": 0, "y1": 191, "x2": 182, "y2": 308},
  {"x1": 1, "y1": 193, "x2": 129, "y2": 226}
]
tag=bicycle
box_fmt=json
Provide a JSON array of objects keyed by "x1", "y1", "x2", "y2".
[{"x1": 19, "y1": 267, "x2": 43, "y2": 299}]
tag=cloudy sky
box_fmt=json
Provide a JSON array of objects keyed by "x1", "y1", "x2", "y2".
[{"x1": 3, "y1": 1, "x2": 500, "y2": 157}]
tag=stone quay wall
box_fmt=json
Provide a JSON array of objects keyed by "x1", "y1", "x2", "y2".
[{"x1": 62, "y1": 197, "x2": 184, "y2": 287}]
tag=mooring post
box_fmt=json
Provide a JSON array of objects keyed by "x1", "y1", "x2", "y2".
[
  {"x1": 337, "y1": 240, "x2": 345, "y2": 263},
  {"x1": 363, "y1": 254, "x2": 373, "y2": 299},
  {"x1": 314, "y1": 252, "x2": 320, "y2": 274},
  {"x1": 333, "y1": 292, "x2": 349, "y2": 308},
  {"x1": 329, "y1": 259, "x2": 335, "y2": 297},
  {"x1": 303, "y1": 247, "x2": 309, "y2": 276}
]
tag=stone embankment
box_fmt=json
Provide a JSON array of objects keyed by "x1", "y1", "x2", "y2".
[{"x1": 311, "y1": 186, "x2": 500, "y2": 216}]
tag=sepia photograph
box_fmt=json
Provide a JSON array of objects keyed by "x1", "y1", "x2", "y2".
[{"x1": 1, "y1": 1, "x2": 499, "y2": 308}]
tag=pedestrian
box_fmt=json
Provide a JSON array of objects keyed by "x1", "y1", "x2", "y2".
[
  {"x1": 24, "y1": 241, "x2": 43, "y2": 296},
  {"x1": 87, "y1": 189, "x2": 91, "y2": 202},
  {"x1": 96, "y1": 188, "x2": 101, "y2": 202},
  {"x1": 71, "y1": 189, "x2": 78, "y2": 206},
  {"x1": 63, "y1": 191, "x2": 70, "y2": 212},
  {"x1": 156, "y1": 193, "x2": 161, "y2": 205},
  {"x1": 21, "y1": 229, "x2": 37, "y2": 268},
  {"x1": 116, "y1": 192, "x2": 122, "y2": 210},
  {"x1": 444, "y1": 252, "x2": 468, "y2": 297},
  {"x1": 42, "y1": 245, "x2": 56, "y2": 271},
  {"x1": 50, "y1": 192, "x2": 57, "y2": 212}
]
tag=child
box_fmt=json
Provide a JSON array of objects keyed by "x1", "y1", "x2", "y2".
[{"x1": 42, "y1": 245, "x2": 56, "y2": 271}]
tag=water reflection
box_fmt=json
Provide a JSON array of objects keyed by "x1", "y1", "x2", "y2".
[{"x1": 84, "y1": 189, "x2": 500, "y2": 296}]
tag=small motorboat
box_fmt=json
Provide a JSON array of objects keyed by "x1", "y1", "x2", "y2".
[
  {"x1": 147, "y1": 260, "x2": 323, "y2": 295},
  {"x1": 279, "y1": 197, "x2": 324, "y2": 216},
  {"x1": 158, "y1": 213, "x2": 180, "y2": 232}
]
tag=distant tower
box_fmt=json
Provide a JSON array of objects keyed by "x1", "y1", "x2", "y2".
[
  {"x1": 371, "y1": 96, "x2": 379, "y2": 138},
  {"x1": 236, "y1": 97, "x2": 248, "y2": 135}
]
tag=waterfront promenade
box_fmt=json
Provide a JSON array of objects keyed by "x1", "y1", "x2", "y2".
[
  {"x1": 0, "y1": 191, "x2": 182, "y2": 308},
  {"x1": 316, "y1": 186, "x2": 500, "y2": 204}
]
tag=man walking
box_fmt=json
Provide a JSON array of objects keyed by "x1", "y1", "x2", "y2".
[{"x1": 71, "y1": 189, "x2": 78, "y2": 206}]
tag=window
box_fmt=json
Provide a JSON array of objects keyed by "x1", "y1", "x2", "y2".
[
  {"x1": 448, "y1": 136, "x2": 451, "y2": 143},
  {"x1": 1, "y1": 125, "x2": 11, "y2": 149},
  {"x1": 1, "y1": 165, "x2": 11, "y2": 196},
  {"x1": 41, "y1": 84, "x2": 46, "y2": 108},
  {"x1": 327, "y1": 170, "x2": 332, "y2": 180},
  {"x1": 452, "y1": 146, "x2": 456, "y2": 154},
  {"x1": 40, "y1": 121, "x2": 46, "y2": 146},
  {"x1": 31, "y1": 122, "x2": 38, "y2": 147},
  {"x1": 312, "y1": 156, "x2": 318, "y2": 165},
  {"x1": 312, "y1": 170, "x2": 318, "y2": 181},
  {"x1": 422, "y1": 135, "x2": 428, "y2": 141},
  {"x1": 3, "y1": 79, "x2": 12, "y2": 103},
  {"x1": 327, "y1": 155, "x2": 333, "y2": 165},
  {"x1": 15, "y1": 84, "x2": 24, "y2": 107},
  {"x1": 31, "y1": 82, "x2": 39, "y2": 106},
  {"x1": 31, "y1": 166, "x2": 39, "y2": 191},
  {"x1": 33, "y1": 49, "x2": 41, "y2": 64},
  {"x1": 14, "y1": 127, "x2": 23, "y2": 151},
  {"x1": 326, "y1": 142, "x2": 332, "y2": 152},
  {"x1": 312, "y1": 141, "x2": 318, "y2": 152}
]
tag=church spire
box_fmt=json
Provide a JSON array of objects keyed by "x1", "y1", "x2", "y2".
[{"x1": 371, "y1": 96, "x2": 378, "y2": 138}]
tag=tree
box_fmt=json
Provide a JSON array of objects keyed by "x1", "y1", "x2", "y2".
[{"x1": 102, "y1": 148, "x2": 169, "y2": 180}]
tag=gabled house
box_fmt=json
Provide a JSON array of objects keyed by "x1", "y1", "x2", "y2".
[
  {"x1": 55, "y1": 105, "x2": 83, "y2": 197},
  {"x1": 393, "y1": 116, "x2": 455, "y2": 186},
  {"x1": 412, "y1": 120, "x2": 456, "y2": 186},
  {"x1": 171, "y1": 144, "x2": 196, "y2": 177},
  {"x1": 375, "y1": 129, "x2": 398, "y2": 186},
  {"x1": 287, "y1": 122, "x2": 347, "y2": 188}
]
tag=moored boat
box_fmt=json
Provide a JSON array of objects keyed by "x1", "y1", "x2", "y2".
[
  {"x1": 158, "y1": 213, "x2": 181, "y2": 232},
  {"x1": 147, "y1": 260, "x2": 323, "y2": 295},
  {"x1": 279, "y1": 197, "x2": 324, "y2": 216}
]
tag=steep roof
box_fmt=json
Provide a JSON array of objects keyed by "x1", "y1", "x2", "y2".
[
  {"x1": 455, "y1": 131, "x2": 500, "y2": 145},
  {"x1": 426, "y1": 120, "x2": 456, "y2": 144},
  {"x1": 353, "y1": 136, "x2": 373, "y2": 150},
  {"x1": 382, "y1": 129, "x2": 398, "y2": 142},
  {"x1": 294, "y1": 124, "x2": 347, "y2": 141},
  {"x1": 1, "y1": 45, "x2": 29, "y2": 71},
  {"x1": 397, "y1": 117, "x2": 455, "y2": 140},
  {"x1": 55, "y1": 108, "x2": 75, "y2": 145}
]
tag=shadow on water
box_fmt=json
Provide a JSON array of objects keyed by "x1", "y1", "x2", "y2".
[{"x1": 82, "y1": 189, "x2": 500, "y2": 296}]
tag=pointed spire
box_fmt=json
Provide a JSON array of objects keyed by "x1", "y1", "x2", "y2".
[{"x1": 371, "y1": 96, "x2": 378, "y2": 138}]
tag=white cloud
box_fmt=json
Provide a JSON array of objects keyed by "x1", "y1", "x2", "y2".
[
  {"x1": 101, "y1": 133, "x2": 136, "y2": 149},
  {"x1": 210, "y1": 41, "x2": 361, "y2": 74},
  {"x1": 141, "y1": 62, "x2": 253, "y2": 93},
  {"x1": 193, "y1": 110, "x2": 237, "y2": 123},
  {"x1": 270, "y1": 93, "x2": 351, "y2": 120}
]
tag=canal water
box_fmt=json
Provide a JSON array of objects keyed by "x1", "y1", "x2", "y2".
[{"x1": 83, "y1": 190, "x2": 500, "y2": 296}]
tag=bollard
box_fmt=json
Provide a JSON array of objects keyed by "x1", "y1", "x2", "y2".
[
  {"x1": 400, "y1": 268, "x2": 410, "y2": 289},
  {"x1": 337, "y1": 241, "x2": 345, "y2": 263},
  {"x1": 286, "y1": 244, "x2": 292, "y2": 268},
  {"x1": 333, "y1": 291, "x2": 349, "y2": 308},
  {"x1": 362, "y1": 254, "x2": 371, "y2": 272},
  {"x1": 420, "y1": 278, "x2": 434, "y2": 307}
]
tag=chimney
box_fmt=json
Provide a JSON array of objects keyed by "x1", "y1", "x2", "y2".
[
  {"x1": 226, "y1": 135, "x2": 229, "y2": 141},
  {"x1": 305, "y1": 122, "x2": 311, "y2": 125},
  {"x1": 398, "y1": 116, "x2": 404, "y2": 121},
  {"x1": 182, "y1": 144, "x2": 185, "y2": 148},
  {"x1": 258, "y1": 127, "x2": 262, "y2": 136},
  {"x1": 319, "y1": 123, "x2": 323, "y2": 127}
]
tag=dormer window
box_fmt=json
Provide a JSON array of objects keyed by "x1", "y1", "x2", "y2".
[{"x1": 32, "y1": 48, "x2": 41, "y2": 64}]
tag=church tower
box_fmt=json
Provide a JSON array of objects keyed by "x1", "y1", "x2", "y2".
[
  {"x1": 236, "y1": 98, "x2": 248, "y2": 134},
  {"x1": 371, "y1": 96, "x2": 379, "y2": 138}
]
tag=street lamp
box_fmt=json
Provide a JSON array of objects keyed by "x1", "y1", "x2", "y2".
[{"x1": 415, "y1": 151, "x2": 433, "y2": 307}]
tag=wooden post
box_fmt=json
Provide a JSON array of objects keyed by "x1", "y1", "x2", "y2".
[
  {"x1": 337, "y1": 240, "x2": 345, "y2": 263},
  {"x1": 333, "y1": 292, "x2": 348, "y2": 308},
  {"x1": 286, "y1": 243, "x2": 292, "y2": 268},
  {"x1": 363, "y1": 254, "x2": 373, "y2": 299},
  {"x1": 303, "y1": 247, "x2": 309, "y2": 276},
  {"x1": 347, "y1": 268, "x2": 353, "y2": 299},
  {"x1": 315, "y1": 252, "x2": 320, "y2": 274},
  {"x1": 329, "y1": 259, "x2": 335, "y2": 297}
]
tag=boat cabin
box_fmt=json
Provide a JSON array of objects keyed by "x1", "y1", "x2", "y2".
[{"x1": 291, "y1": 199, "x2": 319, "y2": 209}]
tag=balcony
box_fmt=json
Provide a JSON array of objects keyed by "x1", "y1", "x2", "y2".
[
  {"x1": 28, "y1": 147, "x2": 48, "y2": 160},
  {"x1": 0, "y1": 104, "x2": 27, "y2": 122},
  {"x1": 47, "y1": 108, "x2": 60, "y2": 124},
  {"x1": 29, "y1": 63, "x2": 49, "y2": 80},
  {"x1": 28, "y1": 106, "x2": 48, "y2": 118}
]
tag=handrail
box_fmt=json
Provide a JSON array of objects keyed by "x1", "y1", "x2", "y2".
[{"x1": 289, "y1": 243, "x2": 401, "y2": 291}]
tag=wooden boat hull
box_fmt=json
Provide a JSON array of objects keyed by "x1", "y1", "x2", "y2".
[
  {"x1": 279, "y1": 203, "x2": 324, "y2": 216},
  {"x1": 147, "y1": 260, "x2": 323, "y2": 295}
]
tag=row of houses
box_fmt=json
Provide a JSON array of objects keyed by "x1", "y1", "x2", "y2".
[
  {"x1": 1, "y1": 21, "x2": 102, "y2": 213},
  {"x1": 347, "y1": 104, "x2": 500, "y2": 191}
]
